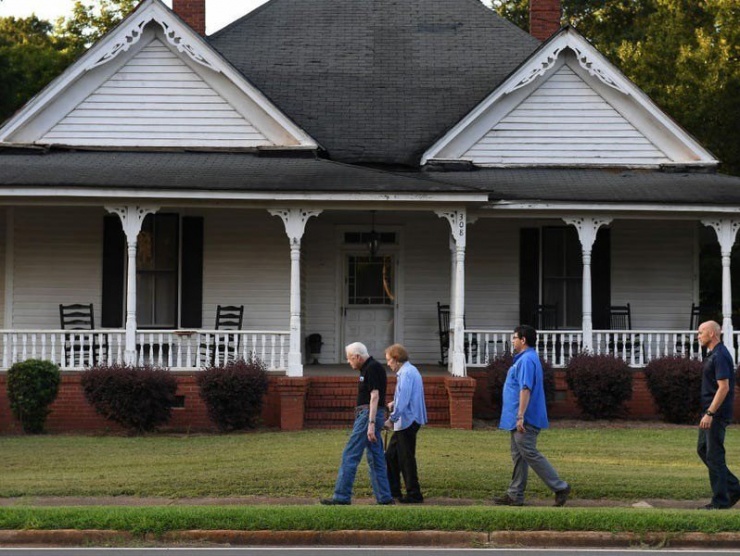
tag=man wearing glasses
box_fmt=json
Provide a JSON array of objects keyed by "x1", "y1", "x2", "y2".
[{"x1": 493, "y1": 325, "x2": 571, "y2": 507}]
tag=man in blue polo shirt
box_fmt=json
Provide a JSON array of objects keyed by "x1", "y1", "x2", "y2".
[
  {"x1": 696, "y1": 320, "x2": 740, "y2": 509},
  {"x1": 494, "y1": 324, "x2": 570, "y2": 507}
]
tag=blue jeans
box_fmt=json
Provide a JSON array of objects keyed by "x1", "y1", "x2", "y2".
[
  {"x1": 697, "y1": 417, "x2": 740, "y2": 508},
  {"x1": 333, "y1": 408, "x2": 393, "y2": 503}
]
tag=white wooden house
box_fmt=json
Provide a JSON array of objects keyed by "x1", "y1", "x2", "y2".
[{"x1": 1, "y1": 0, "x2": 740, "y2": 388}]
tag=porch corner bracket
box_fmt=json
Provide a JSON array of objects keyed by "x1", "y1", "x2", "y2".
[
  {"x1": 436, "y1": 209, "x2": 467, "y2": 247},
  {"x1": 269, "y1": 208, "x2": 323, "y2": 245},
  {"x1": 105, "y1": 205, "x2": 160, "y2": 242}
]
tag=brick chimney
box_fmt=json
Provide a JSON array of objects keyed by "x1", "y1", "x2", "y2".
[
  {"x1": 173, "y1": 0, "x2": 206, "y2": 36},
  {"x1": 530, "y1": 0, "x2": 561, "y2": 41}
]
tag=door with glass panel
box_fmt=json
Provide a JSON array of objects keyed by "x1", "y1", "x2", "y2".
[{"x1": 343, "y1": 254, "x2": 395, "y2": 356}]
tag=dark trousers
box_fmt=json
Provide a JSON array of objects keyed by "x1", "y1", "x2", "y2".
[
  {"x1": 697, "y1": 418, "x2": 740, "y2": 508},
  {"x1": 385, "y1": 421, "x2": 422, "y2": 501}
]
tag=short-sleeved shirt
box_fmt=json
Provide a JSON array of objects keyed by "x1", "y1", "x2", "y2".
[
  {"x1": 701, "y1": 342, "x2": 735, "y2": 421},
  {"x1": 356, "y1": 356, "x2": 387, "y2": 407},
  {"x1": 499, "y1": 347, "x2": 549, "y2": 431}
]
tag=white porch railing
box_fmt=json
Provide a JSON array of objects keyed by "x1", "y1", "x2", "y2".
[
  {"x1": 464, "y1": 329, "x2": 584, "y2": 367},
  {"x1": 0, "y1": 329, "x2": 289, "y2": 371},
  {"x1": 464, "y1": 329, "x2": 704, "y2": 368}
]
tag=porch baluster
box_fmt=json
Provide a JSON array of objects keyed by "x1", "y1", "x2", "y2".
[
  {"x1": 2, "y1": 333, "x2": 8, "y2": 368},
  {"x1": 21, "y1": 333, "x2": 27, "y2": 363},
  {"x1": 11, "y1": 333, "x2": 17, "y2": 366}
]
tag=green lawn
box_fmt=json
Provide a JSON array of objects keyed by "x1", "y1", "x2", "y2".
[{"x1": 0, "y1": 425, "x2": 725, "y2": 500}]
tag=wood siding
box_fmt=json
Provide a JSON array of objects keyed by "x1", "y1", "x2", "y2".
[
  {"x1": 201, "y1": 210, "x2": 289, "y2": 331},
  {"x1": 464, "y1": 65, "x2": 670, "y2": 166},
  {"x1": 12, "y1": 208, "x2": 103, "y2": 329},
  {"x1": 40, "y1": 40, "x2": 271, "y2": 148},
  {"x1": 611, "y1": 220, "x2": 695, "y2": 329}
]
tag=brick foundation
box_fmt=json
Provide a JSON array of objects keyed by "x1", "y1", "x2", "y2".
[{"x1": 4, "y1": 367, "x2": 723, "y2": 434}]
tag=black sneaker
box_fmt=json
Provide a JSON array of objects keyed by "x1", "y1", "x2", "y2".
[
  {"x1": 493, "y1": 493, "x2": 523, "y2": 506},
  {"x1": 554, "y1": 485, "x2": 571, "y2": 507},
  {"x1": 398, "y1": 496, "x2": 424, "y2": 504},
  {"x1": 698, "y1": 503, "x2": 723, "y2": 510},
  {"x1": 378, "y1": 498, "x2": 395, "y2": 505},
  {"x1": 320, "y1": 498, "x2": 350, "y2": 505}
]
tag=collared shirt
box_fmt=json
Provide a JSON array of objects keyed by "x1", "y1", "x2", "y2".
[
  {"x1": 356, "y1": 356, "x2": 387, "y2": 407},
  {"x1": 389, "y1": 361, "x2": 427, "y2": 431},
  {"x1": 702, "y1": 342, "x2": 735, "y2": 421},
  {"x1": 499, "y1": 347, "x2": 549, "y2": 431}
]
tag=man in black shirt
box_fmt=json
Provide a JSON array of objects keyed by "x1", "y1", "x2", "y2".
[
  {"x1": 697, "y1": 320, "x2": 740, "y2": 509},
  {"x1": 321, "y1": 342, "x2": 394, "y2": 505}
]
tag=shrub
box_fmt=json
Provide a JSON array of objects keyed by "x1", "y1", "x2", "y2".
[
  {"x1": 486, "y1": 352, "x2": 555, "y2": 411},
  {"x1": 7, "y1": 359, "x2": 61, "y2": 433},
  {"x1": 565, "y1": 353, "x2": 633, "y2": 419},
  {"x1": 81, "y1": 364, "x2": 177, "y2": 433},
  {"x1": 197, "y1": 358, "x2": 269, "y2": 432},
  {"x1": 644, "y1": 356, "x2": 703, "y2": 424}
]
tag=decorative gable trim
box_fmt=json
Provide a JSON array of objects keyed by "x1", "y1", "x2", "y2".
[
  {"x1": 423, "y1": 27, "x2": 716, "y2": 167},
  {"x1": 0, "y1": 0, "x2": 317, "y2": 149},
  {"x1": 87, "y1": 5, "x2": 215, "y2": 71}
]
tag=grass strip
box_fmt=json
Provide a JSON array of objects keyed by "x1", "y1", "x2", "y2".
[
  {"x1": 0, "y1": 427, "x2": 728, "y2": 500},
  {"x1": 1, "y1": 506, "x2": 740, "y2": 536}
]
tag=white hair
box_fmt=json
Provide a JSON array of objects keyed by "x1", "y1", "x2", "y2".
[{"x1": 345, "y1": 342, "x2": 369, "y2": 358}]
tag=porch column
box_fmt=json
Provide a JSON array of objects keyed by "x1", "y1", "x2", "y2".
[
  {"x1": 563, "y1": 216, "x2": 612, "y2": 353},
  {"x1": 702, "y1": 219, "x2": 740, "y2": 358},
  {"x1": 436, "y1": 209, "x2": 467, "y2": 377},
  {"x1": 269, "y1": 208, "x2": 322, "y2": 377},
  {"x1": 105, "y1": 205, "x2": 159, "y2": 365}
]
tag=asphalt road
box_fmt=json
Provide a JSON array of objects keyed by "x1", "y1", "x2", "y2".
[{"x1": 3, "y1": 550, "x2": 740, "y2": 555}]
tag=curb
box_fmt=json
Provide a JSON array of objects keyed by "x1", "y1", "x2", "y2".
[{"x1": 2, "y1": 529, "x2": 740, "y2": 548}]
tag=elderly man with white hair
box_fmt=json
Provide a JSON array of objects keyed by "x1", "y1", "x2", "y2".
[{"x1": 320, "y1": 342, "x2": 394, "y2": 505}]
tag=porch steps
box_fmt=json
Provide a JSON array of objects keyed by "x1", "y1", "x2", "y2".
[{"x1": 303, "y1": 376, "x2": 450, "y2": 428}]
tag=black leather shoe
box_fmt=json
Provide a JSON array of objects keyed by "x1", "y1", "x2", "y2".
[
  {"x1": 320, "y1": 498, "x2": 350, "y2": 505},
  {"x1": 554, "y1": 485, "x2": 571, "y2": 507},
  {"x1": 697, "y1": 503, "x2": 726, "y2": 510},
  {"x1": 730, "y1": 492, "x2": 740, "y2": 508},
  {"x1": 378, "y1": 498, "x2": 395, "y2": 505},
  {"x1": 398, "y1": 496, "x2": 424, "y2": 504},
  {"x1": 493, "y1": 493, "x2": 523, "y2": 506}
]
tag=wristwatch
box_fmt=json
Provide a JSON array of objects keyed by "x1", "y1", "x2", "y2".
[{"x1": 705, "y1": 409, "x2": 716, "y2": 417}]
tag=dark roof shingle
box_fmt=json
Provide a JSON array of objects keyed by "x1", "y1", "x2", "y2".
[{"x1": 208, "y1": 0, "x2": 539, "y2": 166}]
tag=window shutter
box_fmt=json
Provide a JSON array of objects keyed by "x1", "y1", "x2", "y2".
[
  {"x1": 181, "y1": 216, "x2": 204, "y2": 328},
  {"x1": 519, "y1": 228, "x2": 540, "y2": 326},
  {"x1": 101, "y1": 215, "x2": 125, "y2": 328},
  {"x1": 592, "y1": 228, "x2": 611, "y2": 329}
]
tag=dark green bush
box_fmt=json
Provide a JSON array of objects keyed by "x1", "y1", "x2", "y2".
[
  {"x1": 486, "y1": 352, "x2": 555, "y2": 410},
  {"x1": 81, "y1": 364, "x2": 177, "y2": 433},
  {"x1": 7, "y1": 359, "x2": 61, "y2": 433},
  {"x1": 565, "y1": 354, "x2": 633, "y2": 419},
  {"x1": 644, "y1": 356, "x2": 703, "y2": 424},
  {"x1": 197, "y1": 358, "x2": 269, "y2": 432}
]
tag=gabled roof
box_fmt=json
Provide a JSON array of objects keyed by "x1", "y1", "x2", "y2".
[
  {"x1": 209, "y1": 0, "x2": 540, "y2": 166},
  {"x1": 423, "y1": 27, "x2": 717, "y2": 168},
  {"x1": 0, "y1": 0, "x2": 317, "y2": 150}
]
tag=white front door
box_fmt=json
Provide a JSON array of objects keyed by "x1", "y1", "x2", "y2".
[{"x1": 343, "y1": 254, "x2": 395, "y2": 356}]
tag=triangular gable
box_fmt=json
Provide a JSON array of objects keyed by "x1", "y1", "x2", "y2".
[
  {"x1": 423, "y1": 27, "x2": 716, "y2": 168},
  {"x1": 0, "y1": 0, "x2": 317, "y2": 150}
]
